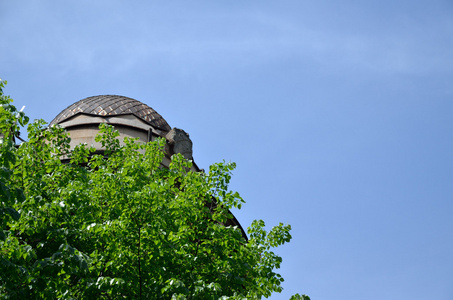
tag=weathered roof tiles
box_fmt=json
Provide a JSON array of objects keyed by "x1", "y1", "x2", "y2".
[{"x1": 50, "y1": 95, "x2": 171, "y2": 131}]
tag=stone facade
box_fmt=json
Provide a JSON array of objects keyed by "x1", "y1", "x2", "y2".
[{"x1": 50, "y1": 95, "x2": 199, "y2": 172}]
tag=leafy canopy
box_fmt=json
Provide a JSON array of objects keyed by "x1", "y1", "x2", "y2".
[{"x1": 0, "y1": 81, "x2": 309, "y2": 299}]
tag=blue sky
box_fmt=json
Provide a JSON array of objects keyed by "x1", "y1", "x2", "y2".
[{"x1": 2, "y1": 1, "x2": 453, "y2": 299}]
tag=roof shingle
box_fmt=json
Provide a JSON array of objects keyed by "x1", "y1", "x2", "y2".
[{"x1": 50, "y1": 95, "x2": 171, "y2": 131}]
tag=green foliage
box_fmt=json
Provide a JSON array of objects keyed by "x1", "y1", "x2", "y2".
[
  {"x1": 0, "y1": 81, "x2": 305, "y2": 299},
  {"x1": 289, "y1": 294, "x2": 311, "y2": 300}
]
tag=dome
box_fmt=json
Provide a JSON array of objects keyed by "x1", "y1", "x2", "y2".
[{"x1": 50, "y1": 95, "x2": 171, "y2": 131}]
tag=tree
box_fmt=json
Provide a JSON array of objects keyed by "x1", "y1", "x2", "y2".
[{"x1": 0, "y1": 81, "x2": 309, "y2": 299}]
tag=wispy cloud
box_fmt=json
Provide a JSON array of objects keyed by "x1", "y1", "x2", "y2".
[{"x1": 2, "y1": 1, "x2": 451, "y2": 78}]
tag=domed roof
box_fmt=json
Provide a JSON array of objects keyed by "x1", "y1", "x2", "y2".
[{"x1": 50, "y1": 95, "x2": 171, "y2": 131}]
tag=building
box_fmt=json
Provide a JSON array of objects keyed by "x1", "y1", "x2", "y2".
[
  {"x1": 50, "y1": 95, "x2": 198, "y2": 171},
  {"x1": 50, "y1": 95, "x2": 246, "y2": 237}
]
